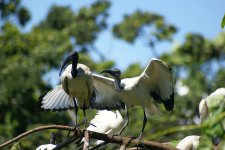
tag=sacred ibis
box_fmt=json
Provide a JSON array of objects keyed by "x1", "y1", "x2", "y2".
[
  {"x1": 38, "y1": 51, "x2": 125, "y2": 126},
  {"x1": 198, "y1": 88, "x2": 225, "y2": 146},
  {"x1": 176, "y1": 135, "x2": 200, "y2": 150},
  {"x1": 100, "y1": 59, "x2": 174, "y2": 139},
  {"x1": 81, "y1": 110, "x2": 123, "y2": 147},
  {"x1": 38, "y1": 51, "x2": 174, "y2": 138},
  {"x1": 199, "y1": 88, "x2": 225, "y2": 125},
  {"x1": 36, "y1": 133, "x2": 56, "y2": 150}
]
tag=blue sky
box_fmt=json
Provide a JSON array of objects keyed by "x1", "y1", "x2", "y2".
[{"x1": 22, "y1": 0, "x2": 224, "y2": 70}]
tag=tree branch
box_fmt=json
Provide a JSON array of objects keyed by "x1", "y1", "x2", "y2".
[
  {"x1": 0, "y1": 124, "x2": 178, "y2": 150},
  {"x1": 0, "y1": 125, "x2": 74, "y2": 148}
]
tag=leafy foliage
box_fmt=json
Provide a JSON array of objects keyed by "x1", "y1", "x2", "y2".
[
  {"x1": 11, "y1": 142, "x2": 21, "y2": 150},
  {"x1": 113, "y1": 11, "x2": 177, "y2": 48},
  {"x1": 221, "y1": 14, "x2": 225, "y2": 29},
  {"x1": 0, "y1": 0, "x2": 225, "y2": 149},
  {"x1": 198, "y1": 93, "x2": 225, "y2": 149},
  {"x1": 39, "y1": 1, "x2": 110, "y2": 50},
  {"x1": 0, "y1": 0, "x2": 30, "y2": 26}
]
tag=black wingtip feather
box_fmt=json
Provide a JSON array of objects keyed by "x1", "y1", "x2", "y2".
[
  {"x1": 36, "y1": 93, "x2": 47, "y2": 112},
  {"x1": 150, "y1": 91, "x2": 174, "y2": 111},
  {"x1": 163, "y1": 92, "x2": 174, "y2": 111}
]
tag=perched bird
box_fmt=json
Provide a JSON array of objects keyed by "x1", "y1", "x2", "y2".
[
  {"x1": 176, "y1": 135, "x2": 200, "y2": 150},
  {"x1": 198, "y1": 88, "x2": 225, "y2": 146},
  {"x1": 199, "y1": 88, "x2": 225, "y2": 124},
  {"x1": 38, "y1": 51, "x2": 174, "y2": 138},
  {"x1": 36, "y1": 133, "x2": 56, "y2": 150},
  {"x1": 38, "y1": 51, "x2": 125, "y2": 126},
  {"x1": 100, "y1": 58, "x2": 174, "y2": 139},
  {"x1": 82, "y1": 110, "x2": 124, "y2": 146}
]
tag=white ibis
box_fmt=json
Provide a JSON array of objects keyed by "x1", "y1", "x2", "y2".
[
  {"x1": 82, "y1": 110, "x2": 124, "y2": 147},
  {"x1": 199, "y1": 88, "x2": 225, "y2": 124},
  {"x1": 38, "y1": 51, "x2": 174, "y2": 139},
  {"x1": 100, "y1": 58, "x2": 174, "y2": 139},
  {"x1": 38, "y1": 51, "x2": 125, "y2": 126},
  {"x1": 198, "y1": 88, "x2": 225, "y2": 146},
  {"x1": 176, "y1": 135, "x2": 200, "y2": 150}
]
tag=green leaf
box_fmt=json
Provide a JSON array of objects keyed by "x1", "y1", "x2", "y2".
[
  {"x1": 11, "y1": 142, "x2": 21, "y2": 150},
  {"x1": 221, "y1": 14, "x2": 225, "y2": 29}
]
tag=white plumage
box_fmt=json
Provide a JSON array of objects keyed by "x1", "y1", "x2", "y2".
[
  {"x1": 176, "y1": 88, "x2": 225, "y2": 150},
  {"x1": 38, "y1": 51, "x2": 174, "y2": 138},
  {"x1": 36, "y1": 144, "x2": 56, "y2": 150},
  {"x1": 199, "y1": 88, "x2": 225, "y2": 123},
  {"x1": 39, "y1": 52, "x2": 174, "y2": 112},
  {"x1": 176, "y1": 135, "x2": 200, "y2": 150},
  {"x1": 83, "y1": 110, "x2": 124, "y2": 145}
]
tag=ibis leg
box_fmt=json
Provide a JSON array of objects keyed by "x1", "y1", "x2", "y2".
[
  {"x1": 138, "y1": 107, "x2": 147, "y2": 140},
  {"x1": 119, "y1": 105, "x2": 129, "y2": 135},
  {"x1": 82, "y1": 106, "x2": 88, "y2": 127},
  {"x1": 76, "y1": 105, "x2": 95, "y2": 128},
  {"x1": 73, "y1": 99, "x2": 78, "y2": 126},
  {"x1": 136, "y1": 107, "x2": 147, "y2": 149},
  {"x1": 67, "y1": 99, "x2": 79, "y2": 138}
]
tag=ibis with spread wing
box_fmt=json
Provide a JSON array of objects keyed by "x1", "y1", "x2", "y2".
[{"x1": 38, "y1": 51, "x2": 174, "y2": 138}]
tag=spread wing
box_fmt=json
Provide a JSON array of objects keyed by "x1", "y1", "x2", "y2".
[
  {"x1": 37, "y1": 85, "x2": 75, "y2": 111},
  {"x1": 140, "y1": 58, "x2": 174, "y2": 111},
  {"x1": 90, "y1": 73, "x2": 125, "y2": 110}
]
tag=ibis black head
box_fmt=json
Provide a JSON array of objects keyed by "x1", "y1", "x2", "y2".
[
  {"x1": 100, "y1": 68, "x2": 121, "y2": 78},
  {"x1": 50, "y1": 132, "x2": 56, "y2": 145},
  {"x1": 212, "y1": 136, "x2": 220, "y2": 146},
  {"x1": 59, "y1": 51, "x2": 79, "y2": 78}
]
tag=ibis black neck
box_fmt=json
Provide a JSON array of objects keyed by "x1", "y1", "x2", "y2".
[
  {"x1": 100, "y1": 69, "x2": 123, "y2": 91},
  {"x1": 115, "y1": 77, "x2": 123, "y2": 91},
  {"x1": 71, "y1": 60, "x2": 78, "y2": 78},
  {"x1": 50, "y1": 132, "x2": 56, "y2": 144},
  {"x1": 59, "y1": 51, "x2": 79, "y2": 78}
]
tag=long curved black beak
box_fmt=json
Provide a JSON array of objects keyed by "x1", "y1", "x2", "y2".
[
  {"x1": 100, "y1": 69, "x2": 116, "y2": 76},
  {"x1": 100, "y1": 69, "x2": 121, "y2": 78},
  {"x1": 59, "y1": 51, "x2": 78, "y2": 76}
]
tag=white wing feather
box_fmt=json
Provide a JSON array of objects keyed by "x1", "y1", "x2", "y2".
[
  {"x1": 90, "y1": 73, "x2": 125, "y2": 110},
  {"x1": 38, "y1": 85, "x2": 74, "y2": 111},
  {"x1": 140, "y1": 58, "x2": 174, "y2": 110},
  {"x1": 36, "y1": 144, "x2": 56, "y2": 150}
]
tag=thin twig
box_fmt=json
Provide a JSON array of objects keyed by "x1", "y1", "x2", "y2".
[{"x1": 53, "y1": 135, "x2": 78, "y2": 150}]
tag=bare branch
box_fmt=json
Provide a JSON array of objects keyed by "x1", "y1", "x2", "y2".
[{"x1": 0, "y1": 124, "x2": 178, "y2": 150}]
